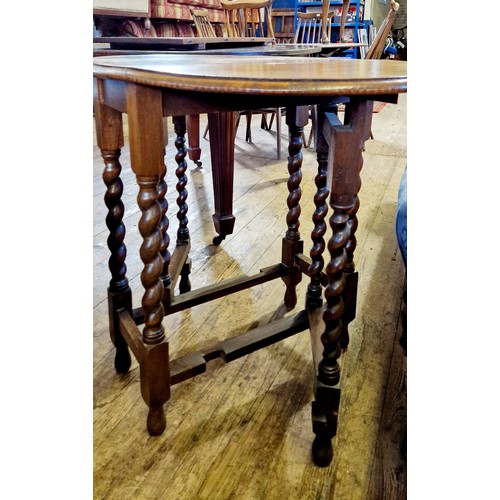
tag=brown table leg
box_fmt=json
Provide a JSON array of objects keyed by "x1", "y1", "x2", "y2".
[
  {"x1": 125, "y1": 82, "x2": 171, "y2": 436},
  {"x1": 311, "y1": 98, "x2": 373, "y2": 467},
  {"x1": 94, "y1": 82, "x2": 132, "y2": 375},
  {"x1": 281, "y1": 105, "x2": 309, "y2": 310},
  {"x1": 172, "y1": 115, "x2": 193, "y2": 294},
  {"x1": 186, "y1": 114, "x2": 202, "y2": 167},
  {"x1": 207, "y1": 111, "x2": 238, "y2": 245}
]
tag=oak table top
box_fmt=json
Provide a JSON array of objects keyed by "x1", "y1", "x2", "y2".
[{"x1": 93, "y1": 53, "x2": 407, "y2": 98}]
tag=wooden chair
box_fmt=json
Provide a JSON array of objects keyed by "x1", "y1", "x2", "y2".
[
  {"x1": 220, "y1": 0, "x2": 274, "y2": 38},
  {"x1": 365, "y1": 0, "x2": 400, "y2": 60},
  {"x1": 293, "y1": 11, "x2": 334, "y2": 44},
  {"x1": 191, "y1": 8, "x2": 217, "y2": 38},
  {"x1": 271, "y1": 8, "x2": 295, "y2": 44}
]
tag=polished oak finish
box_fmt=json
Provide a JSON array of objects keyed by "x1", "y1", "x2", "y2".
[{"x1": 93, "y1": 54, "x2": 405, "y2": 95}]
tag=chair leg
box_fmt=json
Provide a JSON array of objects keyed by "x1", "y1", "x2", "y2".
[
  {"x1": 245, "y1": 111, "x2": 253, "y2": 142},
  {"x1": 259, "y1": 110, "x2": 277, "y2": 131},
  {"x1": 275, "y1": 107, "x2": 281, "y2": 160}
]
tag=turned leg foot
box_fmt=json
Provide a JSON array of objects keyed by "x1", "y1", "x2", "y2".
[
  {"x1": 312, "y1": 435, "x2": 333, "y2": 467},
  {"x1": 212, "y1": 234, "x2": 225, "y2": 246},
  {"x1": 147, "y1": 405, "x2": 167, "y2": 436},
  {"x1": 114, "y1": 345, "x2": 132, "y2": 374}
]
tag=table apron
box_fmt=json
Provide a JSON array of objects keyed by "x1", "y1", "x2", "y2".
[
  {"x1": 95, "y1": 78, "x2": 127, "y2": 113},
  {"x1": 164, "y1": 91, "x2": 399, "y2": 115},
  {"x1": 95, "y1": 78, "x2": 399, "y2": 117},
  {"x1": 163, "y1": 90, "x2": 340, "y2": 115}
]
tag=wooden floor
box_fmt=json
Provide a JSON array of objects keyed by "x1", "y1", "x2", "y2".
[{"x1": 93, "y1": 95, "x2": 407, "y2": 500}]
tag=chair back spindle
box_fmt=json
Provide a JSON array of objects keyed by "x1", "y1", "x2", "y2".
[{"x1": 293, "y1": 12, "x2": 333, "y2": 44}]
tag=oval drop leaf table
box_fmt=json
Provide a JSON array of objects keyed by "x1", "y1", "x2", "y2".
[{"x1": 93, "y1": 54, "x2": 407, "y2": 467}]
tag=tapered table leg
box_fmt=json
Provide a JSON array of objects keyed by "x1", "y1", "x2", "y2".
[
  {"x1": 207, "y1": 111, "x2": 238, "y2": 245},
  {"x1": 186, "y1": 114, "x2": 202, "y2": 167}
]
